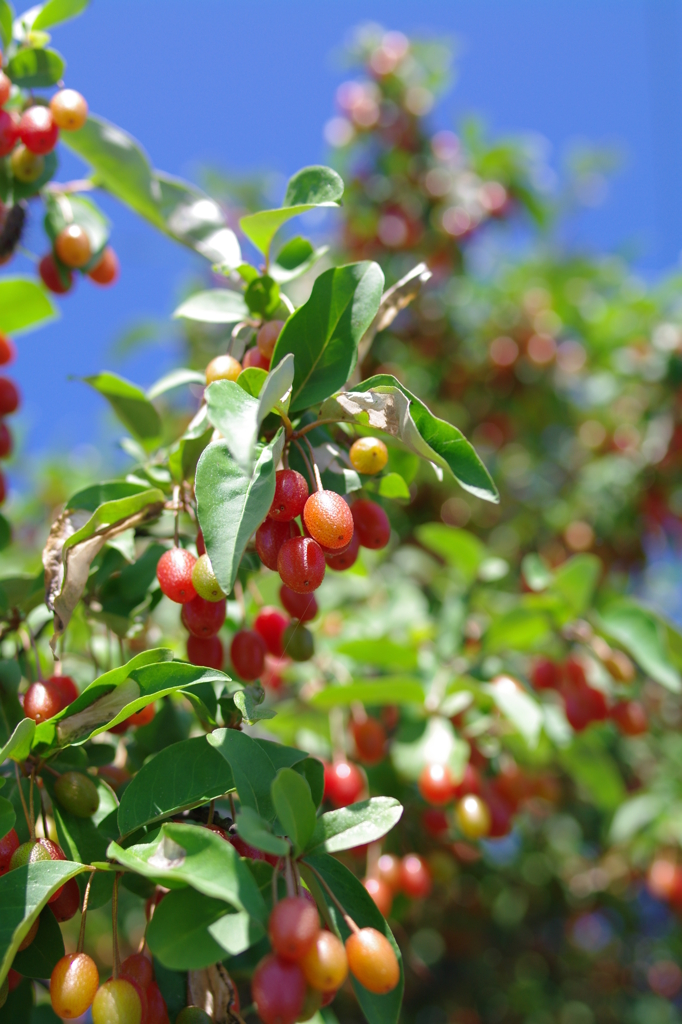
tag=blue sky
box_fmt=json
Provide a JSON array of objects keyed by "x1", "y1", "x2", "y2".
[{"x1": 6, "y1": 0, "x2": 682, "y2": 467}]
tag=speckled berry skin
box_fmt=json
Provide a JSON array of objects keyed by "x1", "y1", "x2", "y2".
[
  {"x1": 303, "y1": 491, "x2": 354, "y2": 551},
  {"x1": 277, "y1": 537, "x2": 326, "y2": 594},
  {"x1": 156, "y1": 548, "x2": 197, "y2": 603},
  {"x1": 268, "y1": 470, "x2": 309, "y2": 521}
]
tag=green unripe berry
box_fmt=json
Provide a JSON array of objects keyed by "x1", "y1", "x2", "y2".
[
  {"x1": 282, "y1": 623, "x2": 314, "y2": 662},
  {"x1": 191, "y1": 554, "x2": 226, "y2": 602},
  {"x1": 10, "y1": 144, "x2": 44, "y2": 183},
  {"x1": 10, "y1": 840, "x2": 50, "y2": 870},
  {"x1": 177, "y1": 1008, "x2": 213, "y2": 1023},
  {"x1": 54, "y1": 771, "x2": 100, "y2": 818}
]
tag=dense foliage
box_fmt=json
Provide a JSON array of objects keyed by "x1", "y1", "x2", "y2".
[{"x1": 1, "y1": 10, "x2": 682, "y2": 1024}]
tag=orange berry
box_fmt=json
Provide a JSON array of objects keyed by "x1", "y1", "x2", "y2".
[
  {"x1": 50, "y1": 89, "x2": 88, "y2": 131},
  {"x1": 300, "y1": 931, "x2": 348, "y2": 992},
  {"x1": 345, "y1": 927, "x2": 400, "y2": 994},
  {"x1": 88, "y1": 246, "x2": 119, "y2": 285},
  {"x1": 257, "y1": 319, "x2": 284, "y2": 358},
  {"x1": 50, "y1": 953, "x2": 99, "y2": 1019},
  {"x1": 363, "y1": 877, "x2": 393, "y2": 916},
  {"x1": 206, "y1": 354, "x2": 242, "y2": 384},
  {"x1": 55, "y1": 225, "x2": 92, "y2": 268},
  {"x1": 349, "y1": 437, "x2": 389, "y2": 475},
  {"x1": 303, "y1": 491, "x2": 354, "y2": 551}
]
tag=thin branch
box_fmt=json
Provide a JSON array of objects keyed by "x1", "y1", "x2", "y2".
[
  {"x1": 301, "y1": 435, "x2": 323, "y2": 491},
  {"x1": 292, "y1": 439, "x2": 316, "y2": 493},
  {"x1": 292, "y1": 418, "x2": 343, "y2": 439},
  {"x1": 301, "y1": 860, "x2": 359, "y2": 934},
  {"x1": 77, "y1": 871, "x2": 96, "y2": 953}
]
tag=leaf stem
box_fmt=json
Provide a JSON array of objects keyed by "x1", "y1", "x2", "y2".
[
  {"x1": 292, "y1": 439, "x2": 316, "y2": 493},
  {"x1": 292, "y1": 418, "x2": 343, "y2": 439},
  {"x1": 77, "y1": 871, "x2": 96, "y2": 954},
  {"x1": 301, "y1": 435, "x2": 323, "y2": 491},
  {"x1": 301, "y1": 860, "x2": 360, "y2": 934},
  {"x1": 279, "y1": 409, "x2": 294, "y2": 438},
  {"x1": 271, "y1": 858, "x2": 281, "y2": 907}
]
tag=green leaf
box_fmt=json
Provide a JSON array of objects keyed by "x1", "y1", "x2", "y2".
[
  {"x1": 233, "y1": 688, "x2": 276, "y2": 725},
  {"x1": 304, "y1": 797, "x2": 402, "y2": 855},
  {"x1": 240, "y1": 165, "x2": 343, "y2": 258},
  {"x1": 236, "y1": 806, "x2": 289, "y2": 857},
  {"x1": 0, "y1": 513, "x2": 10, "y2": 552},
  {"x1": 302, "y1": 854, "x2": 403, "y2": 1024},
  {"x1": 270, "y1": 237, "x2": 328, "y2": 284},
  {"x1": 0, "y1": 718, "x2": 34, "y2": 764},
  {"x1": 0, "y1": 2, "x2": 12, "y2": 49},
  {"x1": 82, "y1": 372, "x2": 162, "y2": 445},
  {"x1": 271, "y1": 768, "x2": 317, "y2": 855},
  {"x1": 335, "y1": 640, "x2": 418, "y2": 671},
  {"x1": 6, "y1": 47, "x2": 64, "y2": 87},
  {"x1": 155, "y1": 172, "x2": 241, "y2": 267},
  {"x1": 237, "y1": 367, "x2": 267, "y2": 397},
  {"x1": 205, "y1": 355, "x2": 293, "y2": 472},
  {"x1": 293, "y1": 757, "x2": 325, "y2": 810},
  {"x1": 0, "y1": 796, "x2": 14, "y2": 839},
  {"x1": 521, "y1": 553, "x2": 553, "y2": 592},
  {"x1": 485, "y1": 676, "x2": 543, "y2": 748},
  {"x1": 65, "y1": 480, "x2": 156, "y2": 513},
  {"x1": 376, "y1": 472, "x2": 410, "y2": 500},
  {"x1": 271, "y1": 262, "x2": 383, "y2": 413},
  {"x1": 309, "y1": 677, "x2": 424, "y2": 709},
  {"x1": 0, "y1": 278, "x2": 56, "y2": 334},
  {"x1": 146, "y1": 367, "x2": 205, "y2": 400},
  {"x1": 0, "y1": 860, "x2": 86, "y2": 987},
  {"x1": 550, "y1": 554, "x2": 601, "y2": 618},
  {"x1": 195, "y1": 432, "x2": 283, "y2": 594},
  {"x1": 207, "y1": 728, "x2": 279, "y2": 820},
  {"x1": 11, "y1": 906, "x2": 64, "y2": 978},
  {"x1": 173, "y1": 289, "x2": 249, "y2": 324},
  {"x1": 245, "y1": 275, "x2": 280, "y2": 318},
  {"x1": 484, "y1": 605, "x2": 553, "y2": 653},
  {"x1": 118, "y1": 736, "x2": 235, "y2": 836},
  {"x1": 609, "y1": 793, "x2": 663, "y2": 844},
  {"x1": 561, "y1": 732, "x2": 626, "y2": 811},
  {"x1": 32, "y1": 0, "x2": 89, "y2": 29},
  {"x1": 322, "y1": 376, "x2": 498, "y2": 502},
  {"x1": 284, "y1": 166, "x2": 344, "y2": 207},
  {"x1": 147, "y1": 887, "x2": 262, "y2": 970},
  {"x1": 108, "y1": 822, "x2": 267, "y2": 922},
  {"x1": 597, "y1": 599, "x2": 682, "y2": 692},
  {"x1": 413, "y1": 524, "x2": 486, "y2": 585},
  {"x1": 391, "y1": 716, "x2": 469, "y2": 782}
]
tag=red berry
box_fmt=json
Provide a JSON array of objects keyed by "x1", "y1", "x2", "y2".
[
  {"x1": 422, "y1": 808, "x2": 449, "y2": 838},
  {"x1": 399, "y1": 854, "x2": 432, "y2": 899},
  {"x1": 39, "y1": 254, "x2": 73, "y2": 294},
  {"x1": 230, "y1": 629, "x2": 266, "y2": 680},
  {"x1": 279, "y1": 585, "x2": 318, "y2": 622},
  {"x1": 303, "y1": 491, "x2": 354, "y2": 551},
  {"x1": 0, "y1": 827, "x2": 19, "y2": 870},
  {"x1": 256, "y1": 518, "x2": 300, "y2": 571},
  {"x1": 50, "y1": 876, "x2": 81, "y2": 922},
  {"x1": 262, "y1": 654, "x2": 288, "y2": 690},
  {"x1": 0, "y1": 334, "x2": 15, "y2": 365},
  {"x1": 257, "y1": 320, "x2": 284, "y2": 358},
  {"x1": 324, "y1": 760, "x2": 365, "y2": 808},
  {"x1": 352, "y1": 718, "x2": 387, "y2": 765},
  {"x1": 0, "y1": 377, "x2": 18, "y2": 415},
  {"x1": 325, "y1": 530, "x2": 360, "y2": 571},
  {"x1": 88, "y1": 246, "x2": 119, "y2": 286},
  {"x1": 0, "y1": 422, "x2": 10, "y2": 459},
  {"x1": 252, "y1": 954, "x2": 306, "y2": 1024},
  {"x1": 47, "y1": 674, "x2": 78, "y2": 707},
  {"x1": 564, "y1": 658, "x2": 587, "y2": 688},
  {"x1": 363, "y1": 877, "x2": 393, "y2": 916},
  {"x1": 277, "y1": 536, "x2": 326, "y2": 594},
  {"x1": 418, "y1": 763, "x2": 454, "y2": 806},
  {"x1": 0, "y1": 72, "x2": 10, "y2": 108},
  {"x1": 120, "y1": 953, "x2": 153, "y2": 992},
  {"x1": 351, "y1": 499, "x2": 391, "y2": 549},
  {"x1": 532, "y1": 658, "x2": 561, "y2": 690},
  {"x1": 19, "y1": 106, "x2": 59, "y2": 154},
  {"x1": 482, "y1": 785, "x2": 514, "y2": 838},
  {"x1": 254, "y1": 607, "x2": 289, "y2": 657},
  {"x1": 156, "y1": 548, "x2": 197, "y2": 603},
  {"x1": 243, "y1": 347, "x2": 270, "y2": 370},
  {"x1": 377, "y1": 853, "x2": 401, "y2": 890},
  {"x1": 24, "y1": 680, "x2": 64, "y2": 723},
  {"x1": 196, "y1": 529, "x2": 206, "y2": 555},
  {"x1": 0, "y1": 470, "x2": 6, "y2": 505},
  {"x1": 187, "y1": 634, "x2": 224, "y2": 669},
  {"x1": 146, "y1": 982, "x2": 169, "y2": 1024},
  {"x1": 0, "y1": 110, "x2": 19, "y2": 157},
  {"x1": 182, "y1": 595, "x2": 226, "y2": 638},
  {"x1": 268, "y1": 469, "x2": 309, "y2": 521},
  {"x1": 269, "y1": 896, "x2": 319, "y2": 961},
  {"x1": 612, "y1": 700, "x2": 648, "y2": 736}
]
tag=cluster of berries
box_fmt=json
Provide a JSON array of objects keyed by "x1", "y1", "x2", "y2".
[
  {"x1": 363, "y1": 852, "x2": 433, "y2": 916},
  {"x1": 50, "y1": 949, "x2": 169, "y2": 1023},
  {"x1": 0, "y1": 332, "x2": 18, "y2": 504},
  {"x1": 0, "y1": 69, "x2": 118, "y2": 291},
  {"x1": 252, "y1": 889, "x2": 399, "y2": 1024},
  {"x1": 22, "y1": 670, "x2": 156, "y2": 734},
  {"x1": 532, "y1": 656, "x2": 647, "y2": 736}
]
